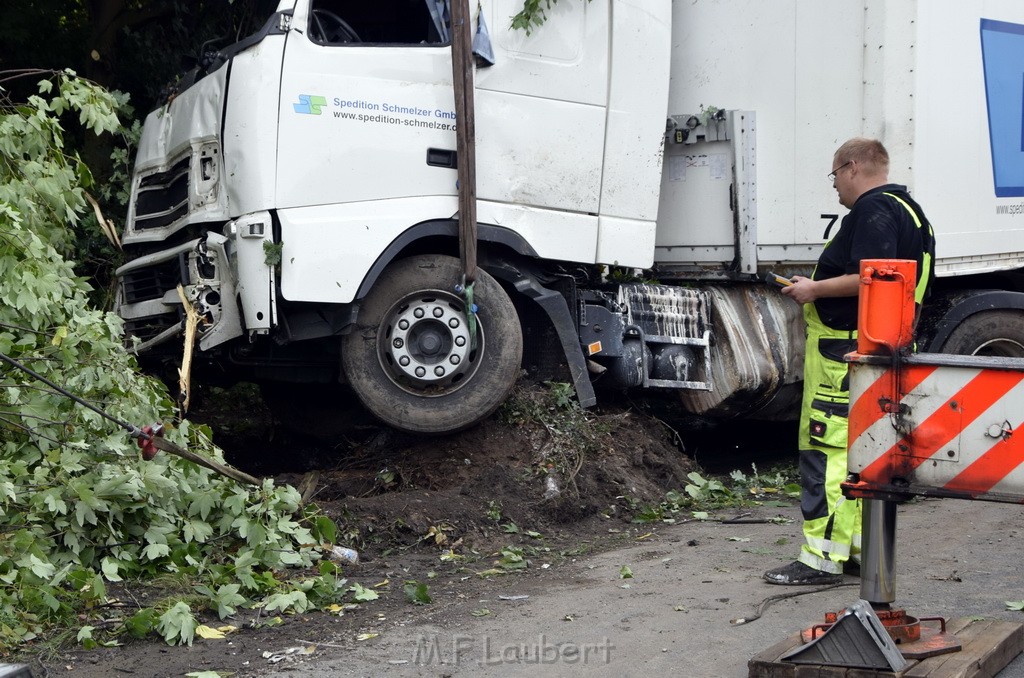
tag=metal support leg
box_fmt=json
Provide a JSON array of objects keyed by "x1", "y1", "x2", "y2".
[{"x1": 860, "y1": 499, "x2": 897, "y2": 605}]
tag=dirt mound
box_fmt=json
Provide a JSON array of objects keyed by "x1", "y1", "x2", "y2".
[{"x1": 260, "y1": 385, "x2": 697, "y2": 560}]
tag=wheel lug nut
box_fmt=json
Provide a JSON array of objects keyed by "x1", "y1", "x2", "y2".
[
  {"x1": 393, "y1": 338, "x2": 404, "y2": 349},
  {"x1": 449, "y1": 318, "x2": 459, "y2": 328},
  {"x1": 433, "y1": 307, "x2": 444, "y2": 318},
  {"x1": 455, "y1": 336, "x2": 466, "y2": 347},
  {"x1": 434, "y1": 366, "x2": 445, "y2": 376},
  {"x1": 450, "y1": 355, "x2": 460, "y2": 365},
  {"x1": 414, "y1": 308, "x2": 425, "y2": 318},
  {"x1": 415, "y1": 367, "x2": 426, "y2": 377},
  {"x1": 398, "y1": 319, "x2": 409, "y2": 330},
  {"x1": 399, "y1": 356, "x2": 410, "y2": 367}
]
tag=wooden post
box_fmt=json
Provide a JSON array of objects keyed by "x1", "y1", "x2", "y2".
[{"x1": 450, "y1": 0, "x2": 477, "y2": 284}]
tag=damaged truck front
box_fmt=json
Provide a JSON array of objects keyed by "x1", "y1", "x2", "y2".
[
  {"x1": 118, "y1": 10, "x2": 286, "y2": 364},
  {"x1": 116, "y1": 0, "x2": 1024, "y2": 436}
]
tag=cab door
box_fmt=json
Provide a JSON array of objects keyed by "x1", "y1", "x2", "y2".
[{"x1": 277, "y1": 0, "x2": 458, "y2": 209}]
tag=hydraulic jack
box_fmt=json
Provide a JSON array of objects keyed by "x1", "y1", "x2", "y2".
[{"x1": 795, "y1": 498, "x2": 961, "y2": 663}]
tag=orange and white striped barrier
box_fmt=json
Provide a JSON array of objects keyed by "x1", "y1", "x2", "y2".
[
  {"x1": 844, "y1": 260, "x2": 1024, "y2": 503},
  {"x1": 845, "y1": 356, "x2": 1024, "y2": 502}
]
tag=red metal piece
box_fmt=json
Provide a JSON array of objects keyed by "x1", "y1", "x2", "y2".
[
  {"x1": 136, "y1": 423, "x2": 164, "y2": 461},
  {"x1": 801, "y1": 607, "x2": 962, "y2": 659},
  {"x1": 856, "y1": 259, "x2": 917, "y2": 355}
]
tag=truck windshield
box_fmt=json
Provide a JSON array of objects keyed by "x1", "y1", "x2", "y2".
[{"x1": 308, "y1": 0, "x2": 448, "y2": 45}]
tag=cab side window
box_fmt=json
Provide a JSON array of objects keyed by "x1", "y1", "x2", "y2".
[{"x1": 308, "y1": 0, "x2": 446, "y2": 45}]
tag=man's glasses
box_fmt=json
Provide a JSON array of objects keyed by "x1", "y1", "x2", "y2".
[{"x1": 828, "y1": 161, "x2": 852, "y2": 183}]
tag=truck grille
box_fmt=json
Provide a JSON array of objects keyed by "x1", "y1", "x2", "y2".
[
  {"x1": 120, "y1": 256, "x2": 186, "y2": 304},
  {"x1": 133, "y1": 157, "x2": 190, "y2": 231},
  {"x1": 124, "y1": 312, "x2": 181, "y2": 344}
]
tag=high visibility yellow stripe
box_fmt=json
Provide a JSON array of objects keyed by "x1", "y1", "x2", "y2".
[
  {"x1": 805, "y1": 535, "x2": 851, "y2": 557},
  {"x1": 883, "y1": 192, "x2": 932, "y2": 304},
  {"x1": 798, "y1": 552, "x2": 843, "y2": 573}
]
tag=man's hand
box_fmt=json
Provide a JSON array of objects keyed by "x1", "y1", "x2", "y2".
[
  {"x1": 781, "y1": 275, "x2": 817, "y2": 304},
  {"x1": 781, "y1": 273, "x2": 860, "y2": 305}
]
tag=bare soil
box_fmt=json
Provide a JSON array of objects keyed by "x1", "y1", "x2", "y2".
[{"x1": 26, "y1": 384, "x2": 738, "y2": 678}]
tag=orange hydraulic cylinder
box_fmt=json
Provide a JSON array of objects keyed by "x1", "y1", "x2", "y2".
[{"x1": 856, "y1": 259, "x2": 917, "y2": 355}]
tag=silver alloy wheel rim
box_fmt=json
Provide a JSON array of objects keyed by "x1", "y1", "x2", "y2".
[
  {"x1": 377, "y1": 290, "x2": 481, "y2": 395},
  {"x1": 973, "y1": 338, "x2": 1024, "y2": 358}
]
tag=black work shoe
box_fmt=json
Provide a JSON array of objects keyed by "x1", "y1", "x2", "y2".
[
  {"x1": 763, "y1": 561, "x2": 842, "y2": 586},
  {"x1": 843, "y1": 560, "x2": 861, "y2": 577}
]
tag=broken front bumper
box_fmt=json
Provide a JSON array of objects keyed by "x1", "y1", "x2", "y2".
[{"x1": 116, "y1": 211, "x2": 277, "y2": 354}]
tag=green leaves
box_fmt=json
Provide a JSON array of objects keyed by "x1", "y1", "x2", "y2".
[
  {"x1": 0, "y1": 72, "x2": 343, "y2": 651},
  {"x1": 496, "y1": 546, "x2": 528, "y2": 571},
  {"x1": 77, "y1": 625, "x2": 97, "y2": 649},
  {"x1": 264, "y1": 591, "x2": 309, "y2": 615},
  {"x1": 510, "y1": 0, "x2": 593, "y2": 34},
  {"x1": 194, "y1": 584, "x2": 246, "y2": 620},
  {"x1": 263, "y1": 241, "x2": 284, "y2": 267},
  {"x1": 157, "y1": 602, "x2": 197, "y2": 646},
  {"x1": 350, "y1": 583, "x2": 379, "y2": 603},
  {"x1": 632, "y1": 463, "x2": 801, "y2": 524},
  {"x1": 311, "y1": 515, "x2": 338, "y2": 544},
  {"x1": 25, "y1": 554, "x2": 55, "y2": 580},
  {"x1": 184, "y1": 519, "x2": 214, "y2": 544},
  {"x1": 124, "y1": 609, "x2": 160, "y2": 639},
  {"x1": 403, "y1": 580, "x2": 432, "y2": 606},
  {"x1": 0, "y1": 74, "x2": 115, "y2": 256},
  {"x1": 684, "y1": 472, "x2": 732, "y2": 502}
]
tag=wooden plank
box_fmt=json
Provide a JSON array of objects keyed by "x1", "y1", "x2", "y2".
[
  {"x1": 976, "y1": 622, "x2": 1024, "y2": 677},
  {"x1": 944, "y1": 618, "x2": 979, "y2": 636},
  {"x1": 749, "y1": 618, "x2": 1023, "y2": 678},
  {"x1": 902, "y1": 620, "x2": 994, "y2": 677},
  {"x1": 748, "y1": 632, "x2": 805, "y2": 678},
  {"x1": 904, "y1": 620, "x2": 1023, "y2": 678}
]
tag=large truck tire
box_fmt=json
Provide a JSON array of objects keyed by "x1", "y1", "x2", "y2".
[
  {"x1": 341, "y1": 254, "x2": 523, "y2": 434},
  {"x1": 940, "y1": 310, "x2": 1024, "y2": 357}
]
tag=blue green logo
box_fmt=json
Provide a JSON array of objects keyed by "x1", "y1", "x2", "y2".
[{"x1": 293, "y1": 94, "x2": 327, "y2": 115}]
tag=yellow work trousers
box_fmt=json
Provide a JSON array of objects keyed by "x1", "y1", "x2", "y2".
[{"x1": 797, "y1": 304, "x2": 862, "y2": 574}]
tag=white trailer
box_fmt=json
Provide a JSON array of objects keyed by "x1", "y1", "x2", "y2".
[{"x1": 115, "y1": 0, "x2": 1024, "y2": 435}]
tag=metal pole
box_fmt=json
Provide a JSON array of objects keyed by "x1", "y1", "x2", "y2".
[{"x1": 860, "y1": 498, "x2": 897, "y2": 604}]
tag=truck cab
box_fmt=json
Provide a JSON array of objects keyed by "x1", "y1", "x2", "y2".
[{"x1": 116, "y1": 0, "x2": 1024, "y2": 436}]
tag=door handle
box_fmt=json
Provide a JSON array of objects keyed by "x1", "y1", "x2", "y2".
[{"x1": 426, "y1": 148, "x2": 457, "y2": 169}]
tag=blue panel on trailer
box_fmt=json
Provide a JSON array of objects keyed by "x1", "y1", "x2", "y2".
[{"x1": 981, "y1": 18, "x2": 1024, "y2": 197}]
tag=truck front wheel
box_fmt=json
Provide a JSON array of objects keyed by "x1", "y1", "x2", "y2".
[
  {"x1": 940, "y1": 310, "x2": 1024, "y2": 357},
  {"x1": 341, "y1": 255, "x2": 523, "y2": 434}
]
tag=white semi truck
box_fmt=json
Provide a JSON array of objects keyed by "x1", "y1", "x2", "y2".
[{"x1": 116, "y1": 0, "x2": 1024, "y2": 434}]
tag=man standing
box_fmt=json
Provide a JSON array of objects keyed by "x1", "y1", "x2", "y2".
[{"x1": 763, "y1": 138, "x2": 935, "y2": 585}]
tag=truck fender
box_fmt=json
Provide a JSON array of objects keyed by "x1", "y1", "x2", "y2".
[
  {"x1": 926, "y1": 290, "x2": 1024, "y2": 352},
  {"x1": 354, "y1": 219, "x2": 538, "y2": 301},
  {"x1": 483, "y1": 260, "x2": 598, "y2": 409}
]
